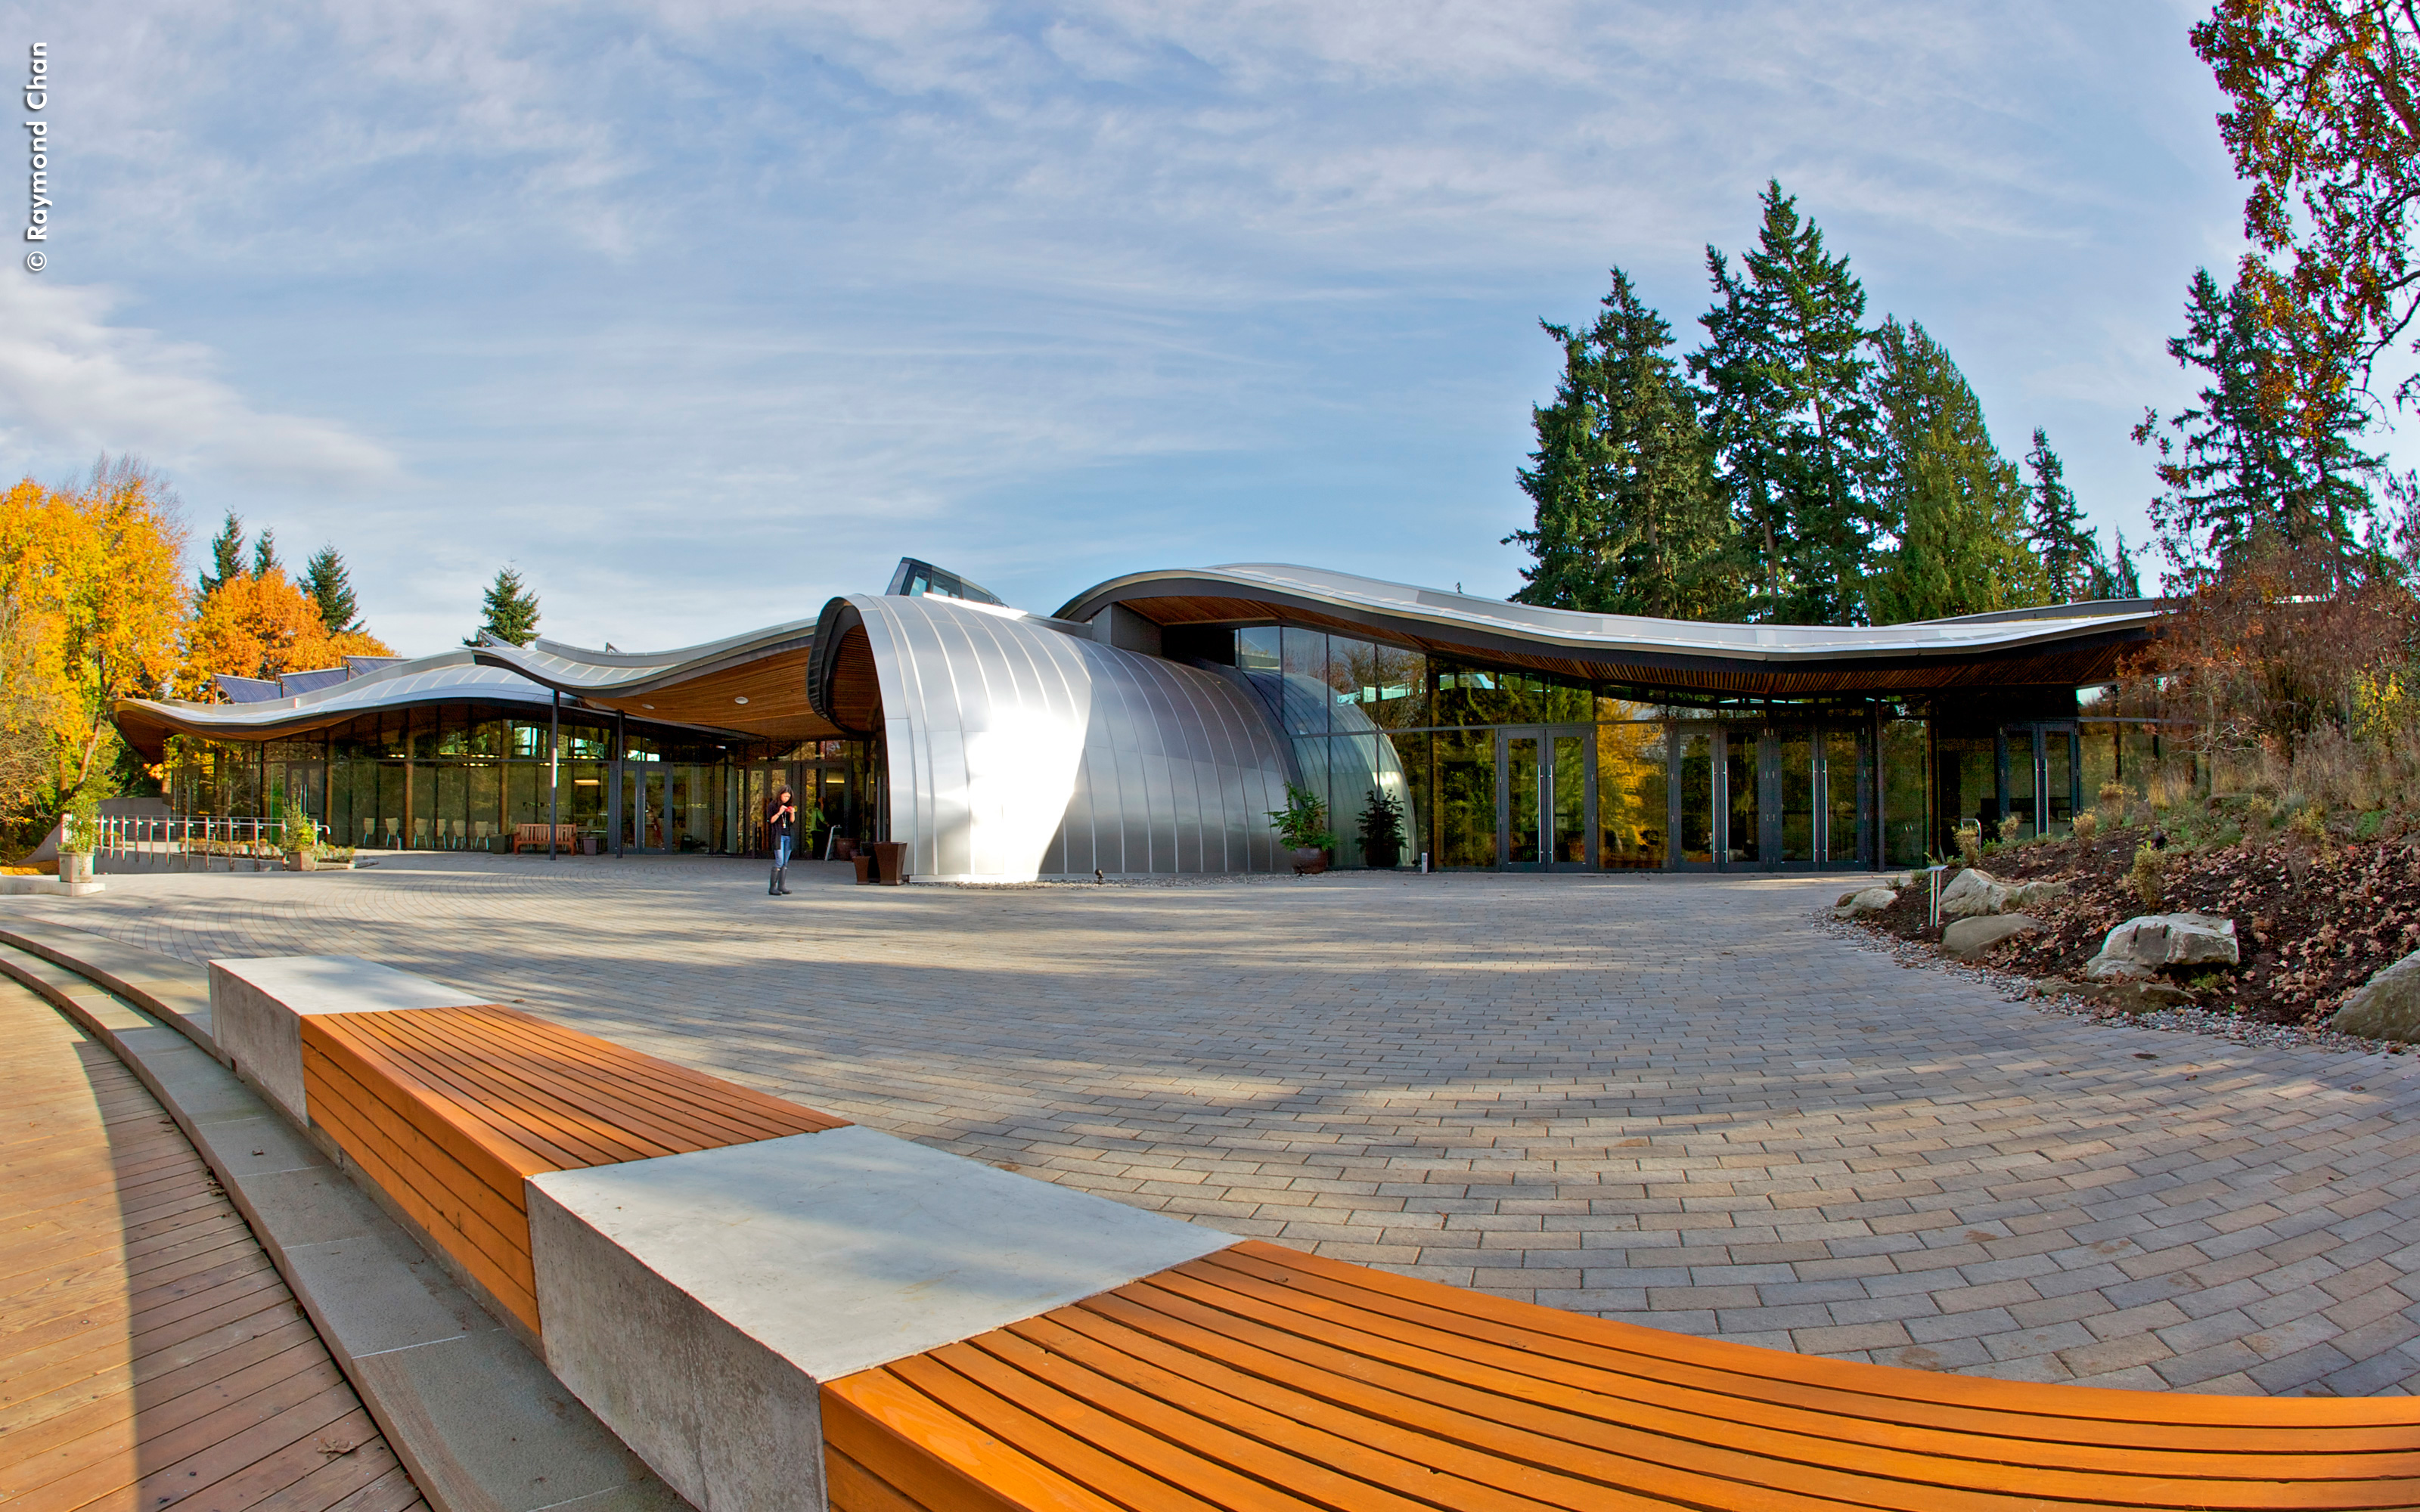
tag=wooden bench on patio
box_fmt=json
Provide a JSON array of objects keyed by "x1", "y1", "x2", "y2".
[
  {"x1": 824, "y1": 1239, "x2": 2420, "y2": 1510},
  {"x1": 297, "y1": 1003, "x2": 845, "y2": 1334},
  {"x1": 264, "y1": 977, "x2": 2420, "y2": 1512},
  {"x1": 510, "y1": 823, "x2": 579, "y2": 854}
]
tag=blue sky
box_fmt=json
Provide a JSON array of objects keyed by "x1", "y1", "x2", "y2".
[{"x1": 3, "y1": 2, "x2": 2411, "y2": 654}]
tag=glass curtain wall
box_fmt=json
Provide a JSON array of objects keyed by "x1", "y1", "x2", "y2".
[
  {"x1": 1208, "y1": 623, "x2": 1948, "y2": 872},
  {"x1": 162, "y1": 706, "x2": 871, "y2": 857}
]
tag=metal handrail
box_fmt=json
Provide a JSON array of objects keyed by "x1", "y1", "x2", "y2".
[{"x1": 86, "y1": 813, "x2": 332, "y2": 872}]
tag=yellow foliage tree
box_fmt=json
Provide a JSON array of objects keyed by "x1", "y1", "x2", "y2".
[
  {"x1": 0, "y1": 460, "x2": 188, "y2": 824},
  {"x1": 177, "y1": 569, "x2": 393, "y2": 699}
]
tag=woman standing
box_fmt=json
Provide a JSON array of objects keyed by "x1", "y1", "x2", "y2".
[{"x1": 765, "y1": 785, "x2": 796, "y2": 896}]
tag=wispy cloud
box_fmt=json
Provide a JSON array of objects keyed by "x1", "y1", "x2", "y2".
[
  {"x1": 8, "y1": 0, "x2": 2388, "y2": 651},
  {"x1": 0, "y1": 277, "x2": 399, "y2": 488}
]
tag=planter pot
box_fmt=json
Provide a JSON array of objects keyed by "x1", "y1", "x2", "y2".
[
  {"x1": 1289, "y1": 845, "x2": 1329, "y2": 875},
  {"x1": 582, "y1": 835, "x2": 600, "y2": 856},
  {"x1": 285, "y1": 850, "x2": 318, "y2": 872},
  {"x1": 869, "y1": 841, "x2": 909, "y2": 885},
  {"x1": 833, "y1": 837, "x2": 858, "y2": 861},
  {"x1": 1366, "y1": 844, "x2": 1401, "y2": 871},
  {"x1": 852, "y1": 853, "x2": 876, "y2": 885},
  {"x1": 58, "y1": 852, "x2": 92, "y2": 885}
]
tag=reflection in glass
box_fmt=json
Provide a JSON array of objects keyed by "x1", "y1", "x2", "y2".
[
  {"x1": 1677, "y1": 729, "x2": 1714, "y2": 865},
  {"x1": 1326, "y1": 734, "x2": 1374, "y2": 868},
  {"x1": 1436, "y1": 730, "x2": 1496, "y2": 867},
  {"x1": 1598, "y1": 723, "x2": 1667, "y2": 868},
  {"x1": 1826, "y1": 729, "x2": 1864, "y2": 864},
  {"x1": 1280, "y1": 627, "x2": 1329, "y2": 735},
  {"x1": 1883, "y1": 720, "x2": 1928, "y2": 866},
  {"x1": 1725, "y1": 730, "x2": 1761, "y2": 866},
  {"x1": 1236, "y1": 626, "x2": 1280, "y2": 673},
  {"x1": 1779, "y1": 730, "x2": 1815, "y2": 863},
  {"x1": 1433, "y1": 662, "x2": 1592, "y2": 727},
  {"x1": 1388, "y1": 732, "x2": 1427, "y2": 866},
  {"x1": 2043, "y1": 728, "x2": 2074, "y2": 838},
  {"x1": 1329, "y1": 639, "x2": 1427, "y2": 729},
  {"x1": 1505, "y1": 734, "x2": 1540, "y2": 865},
  {"x1": 1937, "y1": 736, "x2": 1995, "y2": 854},
  {"x1": 1551, "y1": 733, "x2": 1587, "y2": 866},
  {"x1": 2080, "y1": 721, "x2": 2120, "y2": 810}
]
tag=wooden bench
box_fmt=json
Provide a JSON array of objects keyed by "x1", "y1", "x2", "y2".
[
  {"x1": 298, "y1": 1003, "x2": 846, "y2": 1334},
  {"x1": 510, "y1": 823, "x2": 579, "y2": 854},
  {"x1": 824, "y1": 1241, "x2": 2420, "y2": 1511}
]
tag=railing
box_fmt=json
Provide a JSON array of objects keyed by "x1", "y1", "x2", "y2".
[{"x1": 88, "y1": 815, "x2": 330, "y2": 872}]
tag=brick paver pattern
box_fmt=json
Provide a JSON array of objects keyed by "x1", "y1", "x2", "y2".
[{"x1": 11, "y1": 854, "x2": 2420, "y2": 1396}]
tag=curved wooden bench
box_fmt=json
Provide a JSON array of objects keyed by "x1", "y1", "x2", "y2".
[
  {"x1": 299, "y1": 1004, "x2": 845, "y2": 1334},
  {"x1": 824, "y1": 1242, "x2": 2420, "y2": 1511}
]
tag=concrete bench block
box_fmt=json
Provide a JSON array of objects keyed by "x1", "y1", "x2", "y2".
[
  {"x1": 210, "y1": 955, "x2": 493, "y2": 1123},
  {"x1": 528, "y1": 1124, "x2": 1234, "y2": 1512}
]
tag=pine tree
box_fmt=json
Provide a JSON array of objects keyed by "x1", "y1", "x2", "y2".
[
  {"x1": 250, "y1": 528, "x2": 281, "y2": 581},
  {"x1": 197, "y1": 512, "x2": 246, "y2": 597},
  {"x1": 2133, "y1": 264, "x2": 2382, "y2": 579},
  {"x1": 1509, "y1": 269, "x2": 1738, "y2": 619},
  {"x1": 2081, "y1": 528, "x2": 2145, "y2": 600},
  {"x1": 1864, "y1": 319, "x2": 2048, "y2": 623},
  {"x1": 2022, "y1": 429, "x2": 2096, "y2": 600},
  {"x1": 1691, "y1": 181, "x2": 1879, "y2": 625},
  {"x1": 467, "y1": 566, "x2": 541, "y2": 648},
  {"x1": 302, "y1": 546, "x2": 359, "y2": 634}
]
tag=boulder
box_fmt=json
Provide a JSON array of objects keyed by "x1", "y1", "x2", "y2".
[
  {"x1": 1937, "y1": 868, "x2": 2006, "y2": 919},
  {"x1": 2006, "y1": 878, "x2": 2071, "y2": 910},
  {"x1": 1943, "y1": 913, "x2": 2040, "y2": 960},
  {"x1": 1845, "y1": 886, "x2": 1897, "y2": 915},
  {"x1": 2331, "y1": 949, "x2": 2420, "y2": 1041},
  {"x1": 2081, "y1": 912, "x2": 2238, "y2": 979}
]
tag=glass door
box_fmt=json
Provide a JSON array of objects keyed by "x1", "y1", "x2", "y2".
[
  {"x1": 2004, "y1": 723, "x2": 2081, "y2": 840},
  {"x1": 1720, "y1": 728, "x2": 1761, "y2": 868},
  {"x1": 1674, "y1": 727, "x2": 1716, "y2": 869},
  {"x1": 1499, "y1": 726, "x2": 1594, "y2": 870}
]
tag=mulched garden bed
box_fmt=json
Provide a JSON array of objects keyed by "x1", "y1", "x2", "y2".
[{"x1": 1852, "y1": 824, "x2": 2420, "y2": 1025}]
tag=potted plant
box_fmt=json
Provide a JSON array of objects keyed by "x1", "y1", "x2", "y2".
[
  {"x1": 1358, "y1": 787, "x2": 1404, "y2": 869},
  {"x1": 1267, "y1": 783, "x2": 1335, "y2": 875},
  {"x1": 56, "y1": 790, "x2": 98, "y2": 885},
  {"x1": 281, "y1": 798, "x2": 318, "y2": 871}
]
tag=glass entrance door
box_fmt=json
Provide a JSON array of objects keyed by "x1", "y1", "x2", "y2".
[
  {"x1": 2003, "y1": 723, "x2": 2080, "y2": 840},
  {"x1": 1500, "y1": 726, "x2": 1594, "y2": 870}
]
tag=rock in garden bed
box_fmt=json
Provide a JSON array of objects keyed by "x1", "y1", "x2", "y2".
[{"x1": 1840, "y1": 828, "x2": 2420, "y2": 1024}]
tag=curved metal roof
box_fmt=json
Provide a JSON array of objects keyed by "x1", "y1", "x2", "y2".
[
  {"x1": 1055, "y1": 563, "x2": 2162, "y2": 694},
  {"x1": 467, "y1": 619, "x2": 836, "y2": 742},
  {"x1": 114, "y1": 653, "x2": 579, "y2": 755}
]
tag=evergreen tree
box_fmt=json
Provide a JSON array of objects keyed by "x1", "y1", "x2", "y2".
[
  {"x1": 1691, "y1": 181, "x2": 1879, "y2": 625},
  {"x1": 466, "y1": 566, "x2": 541, "y2": 647},
  {"x1": 250, "y1": 528, "x2": 281, "y2": 581},
  {"x1": 2133, "y1": 264, "x2": 2382, "y2": 579},
  {"x1": 1509, "y1": 269, "x2": 1738, "y2": 619},
  {"x1": 1864, "y1": 319, "x2": 2047, "y2": 623},
  {"x1": 302, "y1": 546, "x2": 360, "y2": 634},
  {"x1": 2081, "y1": 528, "x2": 2145, "y2": 600},
  {"x1": 2022, "y1": 429, "x2": 2096, "y2": 600},
  {"x1": 197, "y1": 512, "x2": 246, "y2": 597}
]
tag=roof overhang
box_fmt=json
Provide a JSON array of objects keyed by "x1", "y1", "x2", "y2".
[
  {"x1": 1055, "y1": 564, "x2": 2164, "y2": 697},
  {"x1": 467, "y1": 621, "x2": 842, "y2": 742}
]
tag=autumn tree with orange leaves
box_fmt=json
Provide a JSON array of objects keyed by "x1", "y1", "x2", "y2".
[
  {"x1": 175, "y1": 567, "x2": 392, "y2": 699},
  {"x1": 0, "y1": 459, "x2": 188, "y2": 837}
]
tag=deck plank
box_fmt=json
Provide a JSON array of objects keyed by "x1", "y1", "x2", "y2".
[{"x1": 0, "y1": 981, "x2": 430, "y2": 1512}]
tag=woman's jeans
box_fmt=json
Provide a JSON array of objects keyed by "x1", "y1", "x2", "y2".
[{"x1": 775, "y1": 835, "x2": 793, "y2": 869}]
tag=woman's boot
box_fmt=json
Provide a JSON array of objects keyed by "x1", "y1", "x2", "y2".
[
  {"x1": 777, "y1": 866, "x2": 792, "y2": 894},
  {"x1": 768, "y1": 865, "x2": 780, "y2": 895}
]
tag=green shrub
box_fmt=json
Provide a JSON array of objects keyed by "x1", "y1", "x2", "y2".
[{"x1": 2130, "y1": 844, "x2": 2166, "y2": 910}]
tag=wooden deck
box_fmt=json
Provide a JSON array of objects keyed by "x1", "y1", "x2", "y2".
[
  {"x1": 0, "y1": 978, "x2": 427, "y2": 1512},
  {"x1": 299, "y1": 1003, "x2": 847, "y2": 1334},
  {"x1": 824, "y1": 1241, "x2": 2420, "y2": 1512}
]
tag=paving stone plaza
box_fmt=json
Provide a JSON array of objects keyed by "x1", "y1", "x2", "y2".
[{"x1": 10, "y1": 854, "x2": 2420, "y2": 1396}]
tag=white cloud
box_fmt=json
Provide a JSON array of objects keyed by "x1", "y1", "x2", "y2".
[{"x1": 0, "y1": 277, "x2": 399, "y2": 489}]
